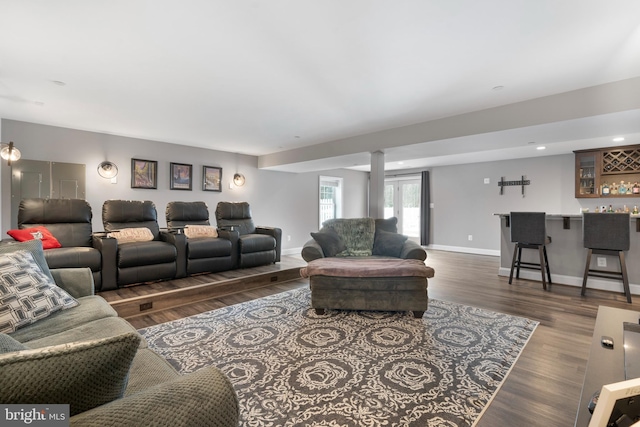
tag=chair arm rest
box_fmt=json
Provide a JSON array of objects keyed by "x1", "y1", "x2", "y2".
[
  {"x1": 400, "y1": 240, "x2": 427, "y2": 261},
  {"x1": 256, "y1": 226, "x2": 282, "y2": 262},
  {"x1": 92, "y1": 233, "x2": 118, "y2": 291},
  {"x1": 70, "y1": 367, "x2": 239, "y2": 427},
  {"x1": 50, "y1": 267, "x2": 95, "y2": 298},
  {"x1": 160, "y1": 231, "x2": 187, "y2": 279},
  {"x1": 301, "y1": 238, "x2": 325, "y2": 262}
]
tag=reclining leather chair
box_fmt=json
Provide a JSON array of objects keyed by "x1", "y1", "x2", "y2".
[
  {"x1": 166, "y1": 201, "x2": 238, "y2": 275},
  {"x1": 215, "y1": 201, "x2": 281, "y2": 268},
  {"x1": 102, "y1": 200, "x2": 181, "y2": 287},
  {"x1": 17, "y1": 198, "x2": 117, "y2": 291}
]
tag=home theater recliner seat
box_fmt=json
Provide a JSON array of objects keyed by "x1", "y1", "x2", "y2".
[
  {"x1": 215, "y1": 201, "x2": 282, "y2": 268},
  {"x1": 166, "y1": 201, "x2": 238, "y2": 275},
  {"x1": 16, "y1": 198, "x2": 117, "y2": 291},
  {"x1": 102, "y1": 200, "x2": 182, "y2": 288}
]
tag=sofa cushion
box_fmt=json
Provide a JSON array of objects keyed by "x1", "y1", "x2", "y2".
[
  {"x1": 0, "y1": 332, "x2": 140, "y2": 416},
  {"x1": 117, "y1": 241, "x2": 177, "y2": 268},
  {"x1": 322, "y1": 218, "x2": 375, "y2": 257},
  {"x1": 124, "y1": 348, "x2": 180, "y2": 396},
  {"x1": 22, "y1": 316, "x2": 147, "y2": 350},
  {"x1": 188, "y1": 237, "x2": 232, "y2": 259},
  {"x1": 0, "y1": 333, "x2": 27, "y2": 353},
  {"x1": 0, "y1": 250, "x2": 78, "y2": 334},
  {"x1": 0, "y1": 239, "x2": 54, "y2": 282},
  {"x1": 43, "y1": 246, "x2": 102, "y2": 271},
  {"x1": 239, "y1": 234, "x2": 276, "y2": 254},
  {"x1": 372, "y1": 229, "x2": 409, "y2": 258},
  {"x1": 8, "y1": 295, "x2": 117, "y2": 343},
  {"x1": 311, "y1": 228, "x2": 347, "y2": 257},
  {"x1": 6, "y1": 226, "x2": 62, "y2": 249},
  {"x1": 184, "y1": 225, "x2": 218, "y2": 239}
]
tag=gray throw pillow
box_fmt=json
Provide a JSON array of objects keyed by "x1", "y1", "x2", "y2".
[
  {"x1": 0, "y1": 250, "x2": 78, "y2": 334},
  {"x1": 372, "y1": 229, "x2": 408, "y2": 258},
  {"x1": 311, "y1": 228, "x2": 347, "y2": 257},
  {"x1": 0, "y1": 332, "x2": 141, "y2": 416},
  {"x1": 0, "y1": 239, "x2": 53, "y2": 282},
  {"x1": 375, "y1": 217, "x2": 398, "y2": 233},
  {"x1": 0, "y1": 333, "x2": 27, "y2": 354}
]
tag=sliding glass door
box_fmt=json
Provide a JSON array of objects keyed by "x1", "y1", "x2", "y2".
[{"x1": 384, "y1": 178, "x2": 421, "y2": 239}]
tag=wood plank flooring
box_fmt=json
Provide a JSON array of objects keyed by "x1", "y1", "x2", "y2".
[{"x1": 103, "y1": 250, "x2": 640, "y2": 426}]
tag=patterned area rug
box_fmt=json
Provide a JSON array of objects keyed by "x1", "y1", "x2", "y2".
[{"x1": 139, "y1": 289, "x2": 538, "y2": 426}]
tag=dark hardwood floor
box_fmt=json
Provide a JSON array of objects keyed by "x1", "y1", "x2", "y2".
[{"x1": 103, "y1": 250, "x2": 640, "y2": 426}]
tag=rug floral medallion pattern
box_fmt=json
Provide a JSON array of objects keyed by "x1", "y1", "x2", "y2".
[{"x1": 140, "y1": 289, "x2": 538, "y2": 426}]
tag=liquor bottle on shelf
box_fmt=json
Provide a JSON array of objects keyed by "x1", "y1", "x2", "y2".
[
  {"x1": 624, "y1": 205, "x2": 630, "y2": 213},
  {"x1": 634, "y1": 206, "x2": 639, "y2": 215},
  {"x1": 634, "y1": 182, "x2": 640, "y2": 194},
  {"x1": 608, "y1": 205, "x2": 614, "y2": 213},
  {"x1": 619, "y1": 181, "x2": 627, "y2": 194},
  {"x1": 611, "y1": 183, "x2": 618, "y2": 195},
  {"x1": 602, "y1": 182, "x2": 610, "y2": 195}
]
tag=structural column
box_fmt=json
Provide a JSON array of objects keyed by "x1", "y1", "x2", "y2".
[{"x1": 369, "y1": 150, "x2": 385, "y2": 218}]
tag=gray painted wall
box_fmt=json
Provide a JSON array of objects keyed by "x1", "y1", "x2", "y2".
[
  {"x1": 429, "y1": 154, "x2": 640, "y2": 254},
  {"x1": 0, "y1": 119, "x2": 369, "y2": 252},
  {"x1": 430, "y1": 155, "x2": 577, "y2": 254}
]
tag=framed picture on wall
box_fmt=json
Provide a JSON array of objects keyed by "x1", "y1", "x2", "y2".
[
  {"x1": 203, "y1": 166, "x2": 222, "y2": 192},
  {"x1": 170, "y1": 162, "x2": 193, "y2": 190},
  {"x1": 131, "y1": 158, "x2": 157, "y2": 189}
]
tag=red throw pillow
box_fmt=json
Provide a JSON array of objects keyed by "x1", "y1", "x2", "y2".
[{"x1": 7, "y1": 226, "x2": 62, "y2": 250}]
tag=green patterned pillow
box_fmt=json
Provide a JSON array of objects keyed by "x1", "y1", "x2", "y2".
[
  {"x1": 321, "y1": 218, "x2": 375, "y2": 256},
  {"x1": 0, "y1": 332, "x2": 141, "y2": 416},
  {"x1": 0, "y1": 250, "x2": 78, "y2": 334}
]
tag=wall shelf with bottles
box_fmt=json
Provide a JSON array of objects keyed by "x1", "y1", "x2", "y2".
[{"x1": 575, "y1": 145, "x2": 640, "y2": 198}]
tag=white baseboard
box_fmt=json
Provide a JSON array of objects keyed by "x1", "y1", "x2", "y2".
[
  {"x1": 427, "y1": 244, "x2": 500, "y2": 257},
  {"x1": 497, "y1": 267, "x2": 640, "y2": 295}
]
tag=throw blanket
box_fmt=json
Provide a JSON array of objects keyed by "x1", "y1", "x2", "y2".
[{"x1": 300, "y1": 258, "x2": 435, "y2": 278}]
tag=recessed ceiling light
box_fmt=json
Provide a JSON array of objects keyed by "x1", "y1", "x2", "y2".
[
  {"x1": 613, "y1": 137, "x2": 625, "y2": 142},
  {"x1": 52, "y1": 80, "x2": 66, "y2": 86},
  {"x1": 536, "y1": 146, "x2": 546, "y2": 150}
]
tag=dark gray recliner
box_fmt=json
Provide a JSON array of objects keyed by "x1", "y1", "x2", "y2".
[
  {"x1": 102, "y1": 200, "x2": 182, "y2": 287},
  {"x1": 166, "y1": 201, "x2": 238, "y2": 275},
  {"x1": 17, "y1": 198, "x2": 117, "y2": 291},
  {"x1": 215, "y1": 201, "x2": 281, "y2": 268}
]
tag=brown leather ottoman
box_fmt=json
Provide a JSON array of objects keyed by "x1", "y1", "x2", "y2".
[{"x1": 300, "y1": 258, "x2": 435, "y2": 318}]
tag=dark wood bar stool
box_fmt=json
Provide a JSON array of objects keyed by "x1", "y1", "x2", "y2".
[
  {"x1": 509, "y1": 212, "x2": 552, "y2": 290},
  {"x1": 581, "y1": 212, "x2": 631, "y2": 303}
]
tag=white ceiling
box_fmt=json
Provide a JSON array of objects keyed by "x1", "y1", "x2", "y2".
[{"x1": 1, "y1": 1, "x2": 640, "y2": 172}]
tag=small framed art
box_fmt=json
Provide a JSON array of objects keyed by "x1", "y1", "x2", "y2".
[
  {"x1": 131, "y1": 158, "x2": 157, "y2": 189},
  {"x1": 203, "y1": 166, "x2": 222, "y2": 192},
  {"x1": 170, "y1": 162, "x2": 193, "y2": 190}
]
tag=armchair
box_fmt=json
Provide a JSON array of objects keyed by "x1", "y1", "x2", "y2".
[
  {"x1": 215, "y1": 201, "x2": 281, "y2": 268},
  {"x1": 16, "y1": 198, "x2": 117, "y2": 291},
  {"x1": 166, "y1": 201, "x2": 238, "y2": 275},
  {"x1": 102, "y1": 200, "x2": 181, "y2": 287}
]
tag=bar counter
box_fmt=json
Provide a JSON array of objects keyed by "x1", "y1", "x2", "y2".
[{"x1": 496, "y1": 213, "x2": 640, "y2": 296}]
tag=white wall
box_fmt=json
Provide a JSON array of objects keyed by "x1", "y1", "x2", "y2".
[{"x1": 0, "y1": 119, "x2": 369, "y2": 252}]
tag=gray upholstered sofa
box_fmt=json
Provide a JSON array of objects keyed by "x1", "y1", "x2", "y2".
[
  {"x1": 300, "y1": 218, "x2": 433, "y2": 318},
  {"x1": 301, "y1": 217, "x2": 427, "y2": 262},
  {"x1": 0, "y1": 240, "x2": 239, "y2": 427}
]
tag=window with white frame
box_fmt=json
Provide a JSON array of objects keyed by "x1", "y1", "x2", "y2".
[{"x1": 319, "y1": 176, "x2": 343, "y2": 228}]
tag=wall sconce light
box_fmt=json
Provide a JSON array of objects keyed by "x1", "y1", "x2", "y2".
[
  {"x1": 0, "y1": 141, "x2": 21, "y2": 166},
  {"x1": 233, "y1": 173, "x2": 246, "y2": 187},
  {"x1": 97, "y1": 161, "x2": 118, "y2": 179}
]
